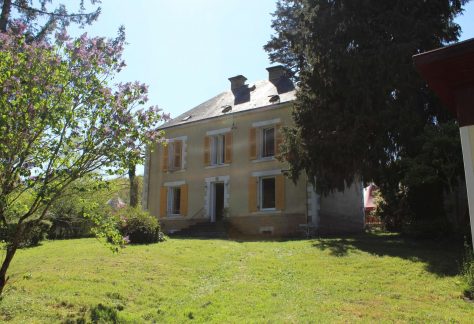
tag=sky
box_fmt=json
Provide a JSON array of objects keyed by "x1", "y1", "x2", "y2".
[
  {"x1": 72, "y1": 0, "x2": 474, "y2": 121},
  {"x1": 71, "y1": 0, "x2": 278, "y2": 120},
  {"x1": 68, "y1": 0, "x2": 474, "y2": 175}
]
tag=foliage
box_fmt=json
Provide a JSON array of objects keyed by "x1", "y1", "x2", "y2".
[
  {"x1": 0, "y1": 220, "x2": 51, "y2": 248},
  {"x1": 0, "y1": 24, "x2": 167, "y2": 294},
  {"x1": 90, "y1": 303, "x2": 118, "y2": 324},
  {"x1": 265, "y1": 0, "x2": 468, "y2": 233},
  {"x1": 0, "y1": 0, "x2": 101, "y2": 39},
  {"x1": 47, "y1": 176, "x2": 125, "y2": 240},
  {"x1": 0, "y1": 236, "x2": 472, "y2": 322},
  {"x1": 461, "y1": 243, "x2": 474, "y2": 299},
  {"x1": 116, "y1": 207, "x2": 164, "y2": 244}
]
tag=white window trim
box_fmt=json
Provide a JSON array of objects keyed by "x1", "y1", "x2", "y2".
[
  {"x1": 205, "y1": 163, "x2": 230, "y2": 169},
  {"x1": 252, "y1": 157, "x2": 276, "y2": 163},
  {"x1": 204, "y1": 176, "x2": 230, "y2": 220},
  {"x1": 166, "y1": 136, "x2": 187, "y2": 170},
  {"x1": 251, "y1": 169, "x2": 281, "y2": 177},
  {"x1": 167, "y1": 136, "x2": 188, "y2": 143},
  {"x1": 206, "y1": 127, "x2": 231, "y2": 136},
  {"x1": 205, "y1": 175, "x2": 230, "y2": 183},
  {"x1": 250, "y1": 119, "x2": 280, "y2": 160},
  {"x1": 252, "y1": 118, "x2": 281, "y2": 128},
  {"x1": 164, "y1": 180, "x2": 185, "y2": 187},
  {"x1": 210, "y1": 134, "x2": 226, "y2": 166},
  {"x1": 252, "y1": 210, "x2": 282, "y2": 215}
]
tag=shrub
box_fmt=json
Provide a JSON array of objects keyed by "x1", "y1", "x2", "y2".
[
  {"x1": 0, "y1": 220, "x2": 51, "y2": 248},
  {"x1": 90, "y1": 303, "x2": 118, "y2": 323},
  {"x1": 461, "y1": 243, "x2": 474, "y2": 299},
  {"x1": 116, "y1": 207, "x2": 164, "y2": 244}
]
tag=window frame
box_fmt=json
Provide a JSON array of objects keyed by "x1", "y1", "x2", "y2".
[
  {"x1": 210, "y1": 134, "x2": 226, "y2": 166},
  {"x1": 261, "y1": 126, "x2": 275, "y2": 158},
  {"x1": 167, "y1": 186, "x2": 181, "y2": 216},
  {"x1": 259, "y1": 176, "x2": 276, "y2": 211},
  {"x1": 167, "y1": 139, "x2": 185, "y2": 171}
]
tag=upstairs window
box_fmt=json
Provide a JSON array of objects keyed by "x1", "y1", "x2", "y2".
[
  {"x1": 249, "y1": 121, "x2": 282, "y2": 160},
  {"x1": 262, "y1": 127, "x2": 275, "y2": 158},
  {"x1": 169, "y1": 141, "x2": 182, "y2": 170},
  {"x1": 211, "y1": 134, "x2": 226, "y2": 165},
  {"x1": 204, "y1": 131, "x2": 232, "y2": 166},
  {"x1": 162, "y1": 138, "x2": 185, "y2": 172}
]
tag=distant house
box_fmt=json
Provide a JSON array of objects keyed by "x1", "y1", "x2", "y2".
[{"x1": 143, "y1": 66, "x2": 364, "y2": 236}]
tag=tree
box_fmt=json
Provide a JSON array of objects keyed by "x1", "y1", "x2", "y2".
[
  {"x1": 0, "y1": 0, "x2": 101, "y2": 39},
  {"x1": 114, "y1": 98, "x2": 167, "y2": 208},
  {"x1": 0, "y1": 25, "x2": 166, "y2": 295},
  {"x1": 265, "y1": 0, "x2": 469, "y2": 231}
]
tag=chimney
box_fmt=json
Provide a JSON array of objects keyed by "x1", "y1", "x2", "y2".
[
  {"x1": 228, "y1": 75, "x2": 247, "y2": 90},
  {"x1": 266, "y1": 65, "x2": 287, "y2": 83}
]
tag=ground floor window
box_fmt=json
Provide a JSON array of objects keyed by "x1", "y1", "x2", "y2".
[
  {"x1": 168, "y1": 186, "x2": 181, "y2": 215},
  {"x1": 260, "y1": 176, "x2": 276, "y2": 210}
]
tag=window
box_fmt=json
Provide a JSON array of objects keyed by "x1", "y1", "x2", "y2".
[
  {"x1": 260, "y1": 177, "x2": 276, "y2": 210},
  {"x1": 167, "y1": 186, "x2": 181, "y2": 215},
  {"x1": 210, "y1": 134, "x2": 226, "y2": 165},
  {"x1": 248, "y1": 173, "x2": 284, "y2": 212},
  {"x1": 169, "y1": 141, "x2": 182, "y2": 170},
  {"x1": 160, "y1": 183, "x2": 188, "y2": 217},
  {"x1": 249, "y1": 122, "x2": 281, "y2": 160},
  {"x1": 163, "y1": 139, "x2": 185, "y2": 172},
  {"x1": 204, "y1": 132, "x2": 232, "y2": 166},
  {"x1": 262, "y1": 127, "x2": 275, "y2": 158}
]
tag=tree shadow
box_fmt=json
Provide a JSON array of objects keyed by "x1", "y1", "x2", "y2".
[{"x1": 312, "y1": 232, "x2": 464, "y2": 277}]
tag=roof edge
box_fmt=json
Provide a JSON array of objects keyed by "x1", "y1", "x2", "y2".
[{"x1": 158, "y1": 100, "x2": 293, "y2": 131}]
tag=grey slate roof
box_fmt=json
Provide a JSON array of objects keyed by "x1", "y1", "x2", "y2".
[{"x1": 159, "y1": 77, "x2": 296, "y2": 129}]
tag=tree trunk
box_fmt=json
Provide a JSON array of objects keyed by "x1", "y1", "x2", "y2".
[
  {"x1": 0, "y1": 224, "x2": 23, "y2": 296},
  {"x1": 129, "y1": 164, "x2": 139, "y2": 208},
  {"x1": 0, "y1": 246, "x2": 17, "y2": 296},
  {"x1": 0, "y1": 0, "x2": 12, "y2": 33}
]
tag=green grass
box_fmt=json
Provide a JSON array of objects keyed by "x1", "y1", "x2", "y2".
[{"x1": 0, "y1": 233, "x2": 473, "y2": 323}]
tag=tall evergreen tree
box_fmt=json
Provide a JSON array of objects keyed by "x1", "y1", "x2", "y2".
[
  {"x1": 265, "y1": 0, "x2": 469, "y2": 231},
  {"x1": 0, "y1": 0, "x2": 101, "y2": 40}
]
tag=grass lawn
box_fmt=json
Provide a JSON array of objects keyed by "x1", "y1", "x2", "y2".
[{"x1": 0, "y1": 233, "x2": 473, "y2": 323}]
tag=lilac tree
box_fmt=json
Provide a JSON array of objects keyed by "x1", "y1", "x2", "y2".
[{"x1": 0, "y1": 24, "x2": 167, "y2": 295}]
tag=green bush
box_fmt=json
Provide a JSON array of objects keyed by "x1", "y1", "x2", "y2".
[
  {"x1": 117, "y1": 207, "x2": 164, "y2": 244},
  {"x1": 0, "y1": 220, "x2": 51, "y2": 248},
  {"x1": 461, "y1": 244, "x2": 474, "y2": 299},
  {"x1": 90, "y1": 303, "x2": 118, "y2": 323}
]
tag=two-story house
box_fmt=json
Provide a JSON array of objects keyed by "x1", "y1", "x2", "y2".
[{"x1": 143, "y1": 66, "x2": 364, "y2": 236}]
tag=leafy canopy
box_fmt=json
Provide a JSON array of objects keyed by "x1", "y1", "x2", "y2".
[
  {"x1": 0, "y1": 24, "x2": 167, "y2": 254},
  {"x1": 265, "y1": 0, "x2": 467, "y2": 195}
]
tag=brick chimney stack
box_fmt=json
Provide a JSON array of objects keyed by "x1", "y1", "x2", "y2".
[
  {"x1": 266, "y1": 65, "x2": 287, "y2": 83},
  {"x1": 228, "y1": 75, "x2": 247, "y2": 90}
]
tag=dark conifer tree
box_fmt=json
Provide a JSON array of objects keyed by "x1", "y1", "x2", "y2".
[{"x1": 266, "y1": 0, "x2": 469, "y2": 231}]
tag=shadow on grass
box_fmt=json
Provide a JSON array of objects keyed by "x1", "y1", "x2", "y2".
[{"x1": 312, "y1": 232, "x2": 464, "y2": 277}]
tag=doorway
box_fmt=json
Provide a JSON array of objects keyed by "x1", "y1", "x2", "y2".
[{"x1": 211, "y1": 182, "x2": 225, "y2": 222}]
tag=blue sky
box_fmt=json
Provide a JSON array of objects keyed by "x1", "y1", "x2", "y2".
[
  {"x1": 73, "y1": 0, "x2": 277, "y2": 120},
  {"x1": 70, "y1": 0, "x2": 474, "y2": 175},
  {"x1": 74, "y1": 0, "x2": 474, "y2": 121}
]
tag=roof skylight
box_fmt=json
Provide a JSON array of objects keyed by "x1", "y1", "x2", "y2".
[{"x1": 221, "y1": 105, "x2": 232, "y2": 113}]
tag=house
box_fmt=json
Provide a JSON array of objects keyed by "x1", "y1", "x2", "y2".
[{"x1": 143, "y1": 66, "x2": 364, "y2": 236}]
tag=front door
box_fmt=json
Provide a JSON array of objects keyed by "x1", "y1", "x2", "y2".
[{"x1": 210, "y1": 182, "x2": 225, "y2": 222}]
